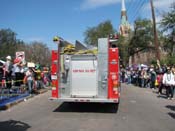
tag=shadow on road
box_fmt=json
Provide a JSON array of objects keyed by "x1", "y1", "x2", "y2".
[
  {"x1": 167, "y1": 112, "x2": 175, "y2": 119},
  {"x1": 157, "y1": 95, "x2": 167, "y2": 99},
  {"x1": 166, "y1": 105, "x2": 175, "y2": 111},
  {"x1": 53, "y1": 102, "x2": 119, "y2": 113},
  {"x1": 0, "y1": 120, "x2": 31, "y2": 131},
  {"x1": 166, "y1": 105, "x2": 175, "y2": 119}
]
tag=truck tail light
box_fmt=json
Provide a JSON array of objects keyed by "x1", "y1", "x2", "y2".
[
  {"x1": 52, "y1": 87, "x2": 56, "y2": 90},
  {"x1": 113, "y1": 80, "x2": 119, "y2": 93},
  {"x1": 113, "y1": 80, "x2": 118, "y2": 88},
  {"x1": 112, "y1": 74, "x2": 117, "y2": 80}
]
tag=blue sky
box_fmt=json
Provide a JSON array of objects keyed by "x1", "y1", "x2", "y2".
[{"x1": 0, "y1": 0, "x2": 174, "y2": 49}]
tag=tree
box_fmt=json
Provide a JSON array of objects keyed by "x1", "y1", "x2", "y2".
[
  {"x1": 125, "y1": 18, "x2": 160, "y2": 65},
  {"x1": 161, "y1": 3, "x2": 175, "y2": 33},
  {"x1": 161, "y1": 2, "x2": 175, "y2": 57},
  {"x1": 19, "y1": 41, "x2": 51, "y2": 66},
  {"x1": 0, "y1": 28, "x2": 51, "y2": 66},
  {"x1": 129, "y1": 18, "x2": 154, "y2": 55},
  {"x1": 116, "y1": 34, "x2": 130, "y2": 66},
  {"x1": 84, "y1": 20, "x2": 116, "y2": 46},
  {"x1": 0, "y1": 29, "x2": 25, "y2": 60}
]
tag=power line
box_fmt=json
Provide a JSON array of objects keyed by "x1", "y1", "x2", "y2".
[
  {"x1": 127, "y1": 0, "x2": 144, "y2": 23},
  {"x1": 126, "y1": 0, "x2": 135, "y2": 13},
  {"x1": 141, "y1": 0, "x2": 151, "y2": 19},
  {"x1": 131, "y1": 0, "x2": 147, "y2": 22},
  {"x1": 154, "y1": 7, "x2": 165, "y2": 18},
  {"x1": 127, "y1": 0, "x2": 141, "y2": 13}
]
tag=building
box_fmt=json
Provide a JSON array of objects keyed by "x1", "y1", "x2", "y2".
[{"x1": 119, "y1": 0, "x2": 130, "y2": 37}]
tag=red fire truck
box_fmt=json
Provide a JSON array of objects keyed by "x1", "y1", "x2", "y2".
[{"x1": 50, "y1": 36, "x2": 121, "y2": 104}]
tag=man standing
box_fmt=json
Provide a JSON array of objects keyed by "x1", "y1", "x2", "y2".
[
  {"x1": 25, "y1": 68, "x2": 34, "y2": 94},
  {"x1": 4, "y1": 56, "x2": 13, "y2": 89},
  {"x1": 162, "y1": 67, "x2": 175, "y2": 100}
]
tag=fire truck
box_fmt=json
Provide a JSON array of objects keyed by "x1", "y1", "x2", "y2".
[{"x1": 50, "y1": 36, "x2": 121, "y2": 104}]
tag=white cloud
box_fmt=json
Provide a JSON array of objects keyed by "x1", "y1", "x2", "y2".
[
  {"x1": 156, "y1": 16, "x2": 163, "y2": 23},
  {"x1": 154, "y1": 0, "x2": 174, "y2": 9},
  {"x1": 130, "y1": 24, "x2": 134, "y2": 31},
  {"x1": 80, "y1": 0, "x2": 121, "y2": 10},
  {"x1": 141, "y1": 0, "x2": 174, "y2": 23},
  {"x1": 144, "y1": 0, "x2": 174, "y2": 12}
]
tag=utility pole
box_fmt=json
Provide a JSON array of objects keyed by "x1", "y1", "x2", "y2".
[{"x1": 150, "y1": 0, "x2": 160, "y2": 61}]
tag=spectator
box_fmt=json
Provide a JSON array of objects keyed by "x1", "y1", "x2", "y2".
[
  {"x1": 13, "y1": 58, "x2": 22, "y2": 87},
  {"x1": 157, "y1": 71, "x2": 164, "y2": 95},
  {"x1": 0, "y1": 63, "x2": 4, "y2": 87},
  {"x1": 4, "y1": 56, "x2": 13, "y2": 89},
  {"x1": 121, "y1": 68, "x2": 125, "y2": 83},
  {"x1": 171, "y1": 66, "x2": 175, "y2": 100},
  {"x1": 144, "y1": 69, "x2": 150, "y2": 88},
  {"x1": 162, "y1": 66, "x2": 174, "y2": 100},
  {"x1": 25, "y1": 68, "x2": 34, "y2": 94},
  {"x1": 138, "y1": 68, "x2": 142, "y2": 87},
  {"x1": 33, "y1": 64, "x2": 45, "y2": 89},
  {"x1": 150, "y1": 65, "x2": 156, "y2": 90},
  {"x1": 142, "y1": 69, "x2": 148, "y2": 88},
  {"x1": 126, "y1": 68, "x2": 131, "y2": 84}
]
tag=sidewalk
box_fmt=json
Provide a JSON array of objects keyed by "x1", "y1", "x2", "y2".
[{"x1": 0, "y1": 88, "x2": 49, "y2": 110}]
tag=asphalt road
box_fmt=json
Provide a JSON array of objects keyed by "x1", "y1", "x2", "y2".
[{"x1": 0, "y1": 84, "x2": 174, "y2": 131}]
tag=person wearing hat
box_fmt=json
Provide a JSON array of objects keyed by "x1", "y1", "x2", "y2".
[
  {"x1": 162, "y1": 66, "x2": 175, "y2": 100},
  {"x1": 13, "y1": 58, "x2": 23, "y2": 87},
  {"x1": 25, "y1": 68, "x2": 34, "y2": 94},
  {"x1": 4, "y1": 55, "x2": 13, "y2": 89},
  {"x1": 33, "y1": 64, "x2": 45, "y2": 89}
]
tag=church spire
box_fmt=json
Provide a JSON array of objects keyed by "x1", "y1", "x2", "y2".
[
  {"x1": 122, "y1": 0, "x2": 126, "y2": 11},
  {"x1": 121, "y1": 0, "x2": 127, "y2": 20},
  {"x1": 119, "y1": 0, "x2": 130, "y2": 37}
]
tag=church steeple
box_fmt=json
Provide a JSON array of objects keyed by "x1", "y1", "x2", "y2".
[
  {"x1": 119, "y1": 0, "x2": 130, "y2": 37},
  {"x1": 122, "y1": 0, "x2": 126, "y2": 11}
]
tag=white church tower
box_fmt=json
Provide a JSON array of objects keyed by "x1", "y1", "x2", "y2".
[{"x1": 119, "y1": 0, "x2": 130, "y2": 37}]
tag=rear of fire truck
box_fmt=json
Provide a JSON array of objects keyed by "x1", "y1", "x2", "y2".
[{"x1": 50, "y1": 36, "x2": 121, "y2": 104}]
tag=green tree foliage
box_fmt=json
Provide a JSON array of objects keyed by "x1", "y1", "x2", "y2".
[
  {"x1": 129, "y1": 18, "x2": 154, "y2": 56},
  {"x1": 15, "y1": 41, "x2": 51, "y2": 67},
  {"x1": 161, "y1": 2, "x2": 175, "y2": 57},
  {"x1": 161, "y1": 3, "x2": 175, "y2": 33},
  {"x1": 0, "y1": 29, "x2": 25, "y2": 59},
  {"x1": 0, "y1": 28, "x2": 51, "y2": 66},
  {"x1": 116, "y1": 35, "x2": 129, "y2": 66},
  {"x1": 84, "y1": 20, "x2": 116, "y2": 46}
]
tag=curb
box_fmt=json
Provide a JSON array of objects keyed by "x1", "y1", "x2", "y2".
[
  {"x1": 35, "y1": 88, "x2": 49, "y2": 94},
  {"x1": 0, "y1": 88, "x2": 49, "y2": 110},
  {"x1": 0, "y1": 95, "x2": 32, "y2": 110}
]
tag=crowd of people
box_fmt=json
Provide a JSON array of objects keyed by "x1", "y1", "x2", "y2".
[
  {"x1": 120, "y1": 63, "x2": 175, "y2": 100},
  {"x1": 0, "y1": 55, "x2": 51, "y2": 94},
  {"x1": 1, "y1": 54, "x2": 175, "y2": 100}
]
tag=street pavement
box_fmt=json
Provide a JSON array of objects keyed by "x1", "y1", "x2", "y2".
[{"x1": 0, "y1": 83, "x2": 174, "y2": 131}]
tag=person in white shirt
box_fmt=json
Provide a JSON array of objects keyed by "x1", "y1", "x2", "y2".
[
  {"x1": 4, "y1": 56, "x2": 13, "y2": 89},
  {"x1": 25, "y1": 68, "x2": 34, "y2": 94},
  {"x1": 13, "y1": 58, "x2": 22, "y2": 87},
  {"x1": 162, "y1": 67, "x2": 175, "y2": 100}
]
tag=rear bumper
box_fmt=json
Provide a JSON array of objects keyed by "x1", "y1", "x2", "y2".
[{"x1": 49, "y1": 97, "x2": 119, "y2": 103}]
